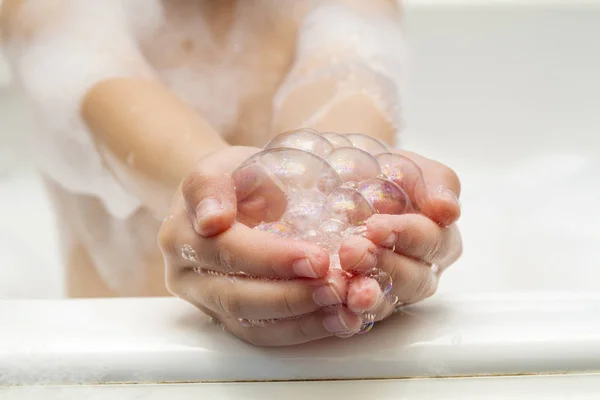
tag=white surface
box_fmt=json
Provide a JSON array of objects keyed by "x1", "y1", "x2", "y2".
[
  {"x1": 3, "y1": 374, "x2": 600, "y2": 400},
  {"x1": 1, "y1": 1, "x2": 600, "y2": 396},
  {"x1": 1, "y1": 293, "x2": 600, "y2": 385}
]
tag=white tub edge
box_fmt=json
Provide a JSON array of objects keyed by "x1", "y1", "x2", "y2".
[{"x1": 1, "y1": 292, "x2": 599, "y2": 385}]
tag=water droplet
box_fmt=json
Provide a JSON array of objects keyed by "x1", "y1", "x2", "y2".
[{"x1": 181, "y1": 244, "x2": 198, "y2": 263}]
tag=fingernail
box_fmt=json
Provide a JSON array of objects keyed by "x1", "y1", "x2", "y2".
[
  {"x1": 380, "y1": 232, "x2": 397, "y2": 248},
  {"x1": 360, "y1": 251, "x2": 377, "y2": 269},
  {"x1": 293, "y1": 258, "x2": 318, "y2": 278},
  {"x1": 194, "y1": 198, "x2": 223, "y2": 234},
  {"x1": 443, "y1": 189, "x2": 461, "y2": 208},
  {"x1": 313, "y1": 285, "x2": 342, "y2": 306},
  {"x1": 429, "y1": 185, "x2": 460, "y2": 208},
  {"x1": 324, "y1": 313, "x2": 349, "y2": 333}
]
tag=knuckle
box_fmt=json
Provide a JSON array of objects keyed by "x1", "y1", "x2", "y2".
[
  {"x1": 279, "y1": 286, "x2": 300, "y2": 316},
  {"x1": 441, "y1": 165, "x2": 461, "y2": 196},
  {"x1": 181, "y1": 170, "x2": 215, "y2": 203},
  {"x1": 426, "y1": 232, "x2": 445, "y2": 262},
  {"x1": 413, "y1": 270, "x2": 437, "y2": 302},
  {"x1": 213, "y1": 244, "x2": 236, "y2": 273},
  {"x1": 164, "y1": 268, "x2": 181, "y2": 296},
  {"x1": 157, "y1": 222, "x2": 176, "y2": 255},
  {"x1": 294, "y1": 318, "x2": 314, "y2": 342},
  {"x1": 213, "y1": 291, "x2": 242, "y2": 318}
]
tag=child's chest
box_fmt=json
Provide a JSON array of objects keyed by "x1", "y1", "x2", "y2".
[{"x1": 124, "y1": 0, "x2": 314, "y2": 145}]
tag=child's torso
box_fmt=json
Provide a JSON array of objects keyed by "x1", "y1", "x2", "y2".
[
  {"x1": 57, "y1": 0, "x2": 318, "y2": 296},
  {"x1": 123, "y1": 0, "x2": 312, "y2": 145}
]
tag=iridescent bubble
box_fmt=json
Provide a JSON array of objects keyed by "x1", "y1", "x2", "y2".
[
  {"x1": 376, "y1": 153, "x2": 425, "y2": 208},
  {"x1": 326, "y1": 147, "x2": 381, "y2": 183},
  {"x1": 345, "y1": 133, "x2": 389, "y2": 155},
  {"x1": 254, "y1": 221, "x2": 297, "y2": 237},
  {"x1": 364, "y1": 268, "x2": 393, "y2": 296},
  {"x1": 318, "y1": 219, "x2": 348, "y2": 236},
  {"x1": 282, "y1": 201, "x2": 323, "y2": 232},
  {"x1": 321, "y1": 132, "x2": 353, "y2": 148},
  {"x1": 315, "y1": 220, "x2": 348, "y2": 253},
  {"x1": 358, "y1": 313, "x2": 376, "y2": 334},
  {"x1": 260, "y1": 148, "x2": 341, "y2": 194},
  {"x1": 232, "y1": 148, "x2": 342, "y2": 227},
  {"x1": 287, "y1": 188, "x2": 327, "y2": 207},
  {"x1": 323, "y1": 187, "x2": 375, "y2": 226},
  {"x1": 358, "y1": 177, "x2": 412, "y2": 215},
  {"x1": 344, "y1": 225, "x2": 367, "y2": 237},
  {"x1": 265, "y1": 128, "x2": 334, "y2": 158}
]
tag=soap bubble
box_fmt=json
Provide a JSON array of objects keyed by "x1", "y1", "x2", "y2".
[
  {"x1": 326, "y1": 147, "x2": 381, "y2": 183},
  {"x1": 265, "y1": 128, "x2": 334, "y2": 158},
  {"x1": 345, "y1": 133, "x2": 389, "y2": 155},
  {"x1": 358, "y1": 177, "x2": 412, "y2": 215},
  {"x1": 365, "y1": 268, "x2": 393, "y2": 296},
  {"x1": 323, "y1": 186, "x2": 375, "y2": 226},
  {"x1": 358, "y1": 313, "x2": 376, "y2": 334},
  {"x1": 282, "y1": 201, "x2": 324, "y2": 232},
  {"x1": 232, "y1": 148, "x2": 341, "y2": 227},
  {"x1": 254, "y1": 221, "x2": 297, "y2": 237},
  {"x1": 376, "y1": 153, "x2": 426, "y2": 205},
  {"x1": 321, "y1": 132, "x2": 353, "y2": 148}
]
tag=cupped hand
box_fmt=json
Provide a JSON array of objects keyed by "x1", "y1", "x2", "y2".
[
  {"x1": 158, "y1": 147, "x2": 361, "y2": 346},
  {"x1": 340, "y1": 150, "x2": 463, "y2": 320}
]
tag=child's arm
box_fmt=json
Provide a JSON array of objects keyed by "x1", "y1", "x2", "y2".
[
  {"x1": 272, "y1": 0, "x2": 406, "y2": 146},
  {"x1": 1, "y1": 0, "x2": 227, "y2": 218}
]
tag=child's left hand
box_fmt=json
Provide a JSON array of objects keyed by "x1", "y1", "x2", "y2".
[{"x1": 340, "y1": 149, "x2": 463, "y2": 321}]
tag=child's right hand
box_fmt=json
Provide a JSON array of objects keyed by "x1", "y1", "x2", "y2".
[{"x1": 158, "y1": 147, "x2": 363, "y2": 346}]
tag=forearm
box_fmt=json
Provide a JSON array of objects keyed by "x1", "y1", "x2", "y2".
[
  {"x1": 272, "y1": 80, "x2": 397, "y2": 146},
  {"x1": 2, "y1": 0, "x2": 227, "y2": 218},
  {"x1": 270, "y1": 0, "x2": 405, "y2": 147},
  {"x1": 82, "y1": 77, "x2": 228, "y2": 216}
]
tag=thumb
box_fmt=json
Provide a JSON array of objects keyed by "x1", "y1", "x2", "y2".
[
  {"x1": 380, "y1": 151, "x2": 461, "y2": 226},
  {"x1": 182, "y1": 147, "x2": 258, "y2": 237},
  {"x1": 403, "y1": 151, "x2": 462, "y2": 226}
]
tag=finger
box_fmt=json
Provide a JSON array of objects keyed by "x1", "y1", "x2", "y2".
[
  {"x1": 338, "y1": 236, "x2": 382, "y2": 313},
  {"x1": 182, "y1": 146, "x2": 260, "y2": 237},
  {"x1": 171, "y1": 268, "x2": 347, "y2": 321},
  {"x1": 347, "y1": 276, "x2": 383, "y2": 313},
  {"x1": 365, "y1": 214, "x2": 463, "y2": 268},
  {"x1": 400, "y1": 150, "x2": 461, "y2": 226},
  {"x1": 162, "y1": 209, "x2": 331, "y2": 278},
  {"x1": 219, "y1": 308, "x2": 363, "y2": 347},
  {"x1": 338, "y1": 235, "x2": 379, "y2": 274},
  {"x1": 376, "y1": 249, "x2": 439, "y2": 305},
  {"x1": 396, "y1": 150, "x2": 462, "y2": 226},
  {"x1": 340, "y1": 235, "x2": 438, "y2": 306},
  {"x1": 231, "y1": 159, "x2": 288, "y2": 227}
]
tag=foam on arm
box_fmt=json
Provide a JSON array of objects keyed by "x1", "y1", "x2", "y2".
[
  {"x1": 272, "y1": 0, "x2": 407, "y2": 146},
  {"x1": 1, "y1": 0, "x2": 227, "y2": 219}
]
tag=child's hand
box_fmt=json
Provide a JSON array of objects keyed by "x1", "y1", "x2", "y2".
[
  {"x1": 158, "y1": 147, "x2": 362, "y2": 346},
  {"x1": 340, "y1": 150, "x2": 463, "y2": 319}
]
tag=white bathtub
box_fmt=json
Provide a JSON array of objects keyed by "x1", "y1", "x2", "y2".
[{"x1": 1, "y1": 0, "x2": 600, "y2": 397}]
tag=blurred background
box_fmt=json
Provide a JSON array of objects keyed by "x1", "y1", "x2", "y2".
[{"x1": 1, "y1": 0, "x2": 599, "y2": 298}]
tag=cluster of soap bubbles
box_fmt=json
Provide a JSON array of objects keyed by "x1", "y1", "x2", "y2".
[{"x1": 231, "y1": 129, "x2": 424, "y2": 335}]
